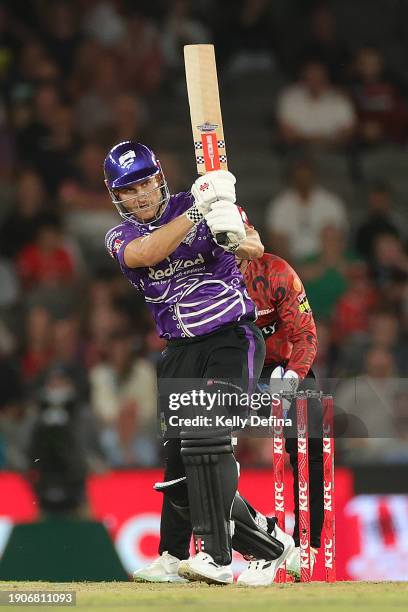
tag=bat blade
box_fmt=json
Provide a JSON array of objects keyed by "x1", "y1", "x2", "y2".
[{"x1": 184, "y1": 44, "x2": 228, "y2": 175}]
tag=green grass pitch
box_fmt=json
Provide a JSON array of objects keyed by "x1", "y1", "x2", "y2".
[{"x1": 0, "y1": 581, "x2": 406, "y2": 612}]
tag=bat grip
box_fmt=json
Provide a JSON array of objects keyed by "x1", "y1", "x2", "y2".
[{"x1": 215, "y1": 232, "x2": 228, "y2": 246}]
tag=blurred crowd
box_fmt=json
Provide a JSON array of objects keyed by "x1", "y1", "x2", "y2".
[{"x1": 0, "y1": 0, "x2": 408, "y2": 482}]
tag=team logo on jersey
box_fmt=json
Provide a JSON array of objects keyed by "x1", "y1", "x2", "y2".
[
  {"x1": 182, "y1": 224, "x2": 198, "y2": 246},
  {"x1": 297, "y1": 291, "x2": 312, "y2": 314},
  {"x1": 118, "y1": 150, "x2": 136, "y2": 169},
  {"x1": 106, "y1": 230, "x2": 124, "y2": 259},
  {"x1": 113, "y1": 238, "x2": 124, "y2": 254}
]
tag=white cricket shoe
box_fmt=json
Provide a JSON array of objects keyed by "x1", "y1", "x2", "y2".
[
  {"x1": 133, "y1": 551, "x2": 188, "y2": 583},
  {"x1": 178, "y1": 551, "x2": 233, "y2": 585},
  {"x1": 237, "y1": 524, "x2": 295, "y2": 586},
  {"x1": 286, "y1": 546, "x2": 317, "y2": 582}
]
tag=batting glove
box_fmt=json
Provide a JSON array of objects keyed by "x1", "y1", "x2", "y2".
[
  {"x1": 205, "y1": 200, "x2": 246, "y2": 252},
  {"x1": 190, "y1": 170, "x2": 236, "y2": 217}
]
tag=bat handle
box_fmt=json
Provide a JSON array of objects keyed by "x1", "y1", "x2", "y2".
[{"x1": 215, "y1": 232, "x2": 229, "y2": 246}]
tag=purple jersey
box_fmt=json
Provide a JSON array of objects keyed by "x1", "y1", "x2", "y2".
[{"x1": 105, "y1": 192, "x2": 256, "y2": 339}]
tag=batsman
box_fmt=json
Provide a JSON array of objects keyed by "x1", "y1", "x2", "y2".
[{"x1": 104, "y1": 141, "x2": 294, "y2": 585}]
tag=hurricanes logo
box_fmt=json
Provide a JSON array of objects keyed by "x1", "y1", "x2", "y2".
[
  {"x1": 200, "y1": 182, "x2": 209, "y2": 191},
  {"x1": 182, "y1": 224, "x2": 198, "y2": 246},
  {"x1": 119, "y1": 150, "x2": 136, "y2": 169}
]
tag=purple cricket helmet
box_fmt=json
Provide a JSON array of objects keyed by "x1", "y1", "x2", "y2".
[{"x1": 104, "y1": 141, "x2": 170, "y2": 224}]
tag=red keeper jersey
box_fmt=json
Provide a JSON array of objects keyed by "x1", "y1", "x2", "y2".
[{"x1": 243, "y1": 253, "x2": 317, "y2": 378}]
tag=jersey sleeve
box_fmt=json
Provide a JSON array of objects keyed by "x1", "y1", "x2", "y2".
[
  {"x1": 105, "y1": 225, "x2": 135, "y2": 269},
  {"x1": 273, "y1": 261, "x2": 318, "y2": 378}
]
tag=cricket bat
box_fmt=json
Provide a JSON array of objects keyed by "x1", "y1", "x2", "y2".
[{"x1": 184, "y1": 44, "x2": 228, "y2": 245}]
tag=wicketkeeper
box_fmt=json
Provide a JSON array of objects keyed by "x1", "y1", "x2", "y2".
[{"x1": 240, "y1": 251, "x2": 322, "y2": 582}]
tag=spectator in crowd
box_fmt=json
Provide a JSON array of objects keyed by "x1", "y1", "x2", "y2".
[
  {"x1": 16, "y1": 83, "x2": 62, "y2": 159},
  {"x1": 16, "y1": 215, "x2": 77, "y2": 291},
  {"x1": 331, "y1": 261, "x2": 378, "y2": 347},
  {"x1": 0, "y1": 321, "x2": 20, "y2": 409},
  {"x1": 391, "y1": 391, "x2": 408, "y2": 453},
  {"x1": 81, "y1": 0, "x2": 126, "y2": 48},
  {"x1": 370, "y1": 233, "x2": 408, "y2": 291},
  {"x1": 89, "y1": 330, "x2": 157, "y2": 467},
  {"x1": 0, "y1": 397, "x2": 33, "y2": 472},
  {"x1": 83, "y1": 280, "x2": 133, "y2": 367},
  {"x1": 0, "y1": 168, "x2": 49, "y2": 259},
  {"x1": 37, "y1": 103, "x2": 80, "y2": 194},
  {"x1": 298, "y1": 5, "x2": 349, "y2": 84},
  {"x1": 369, "y1": 233, "x2": 408, "y2": 317},
  {"x1": 312, "y1": 320, "x2": 333, "y2": 378},
  {"x1": 40, "y1": 0, "x2": 82, "y2": 76},
  {"x1": 0, "y1": 6, "x2": 18, "y2": 88},
  {"x1": 21, "y1": 306, "x2": 54, "y2": 382},
  {"x1": 14, "y1": 83, "x2": 78, "y2": 194},
  {"x1": 74, "y1": 51, "x2": 121, "y2": 138},
  {"x1": 52, "y1": 316, "x2": 89, "y2": 403},
  {"x1": 59, "y1": 142, "x2": 117, "y2": 257},
  {"x1": 107, "y1": 92, "x2": 149, "y2": 146},
  {"x1": 299, "y1": 224, "x2": 356, "y2": 320},
  {"x1": 336, "y1": 346, "x2": 400, "y2": 461},
  {"x1": 0, "y1": 256, "x2": 19, "y2": 310},
  {"x1": 337, "y1": 310, "x2": 408, "y2": 377},
  {"x1": 276, "y1": 59, "x2": 355, "y2": 150},
  {"x1": 350, "y1": 47, "x2": 408, "y2": 147},
  {"x1": 116, "y1": 11, "x2": 164, "y2": 95},
  {"x1": 11, "y1": 39, "x2": 60, "y2": 97},
  {"x1": 68, "y1": 38, "x2": 104, "y2": 100},
  {"x1": 354, "y1": 181, "x2": 404, "y2": 260},
  {"x1": 0, "y1": 318, "x2": 26, "y2": 470},
  {"x1": 0, "y1": 99, "x2": 16, "y2": 182},
  {"x1": 214, "y1": 0, "x2": 276, "y2": 73},
  {"x1": 28, "y1": 364, "x2": 104, "y2": 515},
  {"x1": 162, "y1": 0, "x2": 211, "y2": 73},
  {"x1": 266, "y1": 157, "x2": 348, "y2": 262}
]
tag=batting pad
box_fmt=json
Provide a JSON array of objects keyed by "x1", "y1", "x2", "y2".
[{"x1": 181, "y1": 432, "x2": 238, "y2": 566}]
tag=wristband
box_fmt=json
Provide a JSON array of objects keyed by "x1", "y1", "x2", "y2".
[{"x1": 185, "y1": 204, "x2": 204, "y2": 225}]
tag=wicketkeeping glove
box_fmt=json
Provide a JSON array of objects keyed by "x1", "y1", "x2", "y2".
[
  {"x1": 205, "y1": 200, "x2": 246, "y2": 252},
  {"x1": 269, "y1": 366, "x2": 299, "y2": 418}
]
